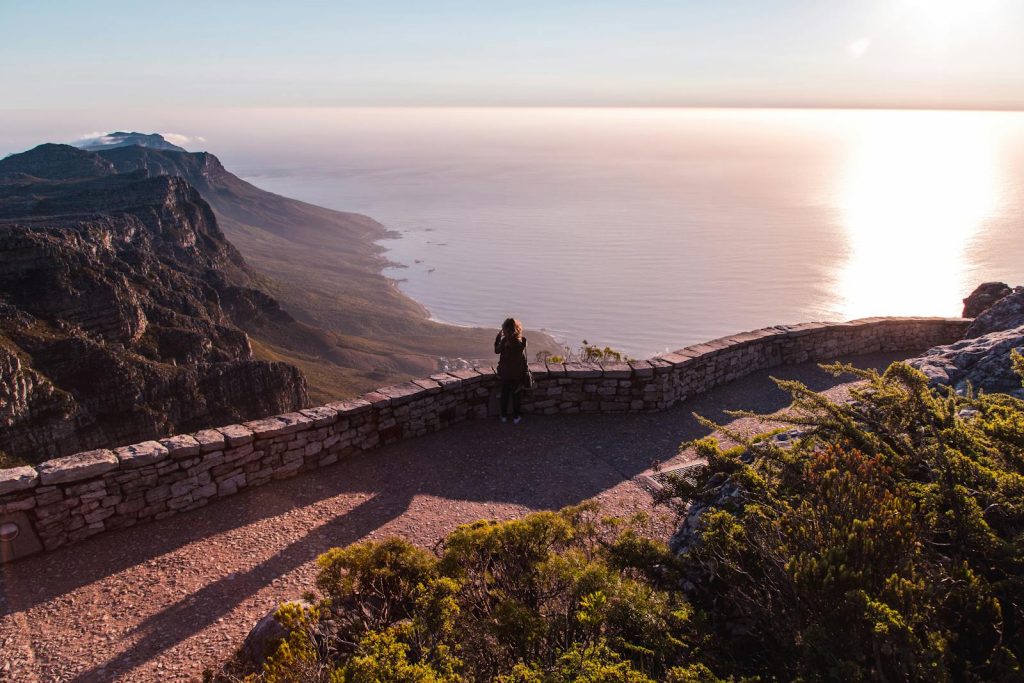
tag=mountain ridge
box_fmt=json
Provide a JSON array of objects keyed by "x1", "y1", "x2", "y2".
[{"x1": 77, "y1": 131, "x2": 188, "y2": 153}]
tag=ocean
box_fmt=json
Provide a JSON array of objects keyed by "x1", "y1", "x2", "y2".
[{"x1": 4, "y1": 107, "x2": 1023, "y2": 357}]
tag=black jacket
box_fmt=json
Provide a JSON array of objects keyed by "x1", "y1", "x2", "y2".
[{"x1": 494, "y1": 333, "x2": 528, "y2": 382}]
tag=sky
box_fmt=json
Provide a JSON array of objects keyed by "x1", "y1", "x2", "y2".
[{"x1": 1, "y1": 0, "x2": 1023, "y2": 110}]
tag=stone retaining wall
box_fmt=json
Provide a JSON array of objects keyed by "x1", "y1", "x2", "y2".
[{"x1": 0, "y1": 316, "x2": 970, "y2": 562}]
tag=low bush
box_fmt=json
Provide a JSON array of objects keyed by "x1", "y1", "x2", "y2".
[
  {"x1": 537, "y1": 340, "x2": 626, "y2": 364},
  {"x1": 656, "y1": 359, "x2": 1024, "y2": 680},
  {"x1": 229, "y1": 505, "x2": 695, "y2": 683}
]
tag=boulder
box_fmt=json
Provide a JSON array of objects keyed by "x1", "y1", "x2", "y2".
[
  {"x1": 967, "y1": 286, "x2": 1024, "y2": 338},
  {"x1": 909, "y1": 325, "x2": 1024, "y2": 398},
  {"x1": 241, "y1": 600, "x2": 312, "y2": 668},
  {"x1": 962, "y1": 282, "x2": 1012, "y2": 319}
]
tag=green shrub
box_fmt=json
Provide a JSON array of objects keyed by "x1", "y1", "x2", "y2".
[
  {"x1": 537, "y1": 340, "x2": 627, "y2": 364},
  {"x1": 236, "y1": 503, "x2": 691, "y2": 682},
  {"x1": 657, "y1": 361, "x2": 1024, "y2": 680}
]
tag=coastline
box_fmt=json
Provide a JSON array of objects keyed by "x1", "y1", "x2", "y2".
[
  {"x1": 373, "y1": 231, "x2": 564, "y2": 358},
  {"x1": 197, "y1": 168, "x2": 548, "y2": 396}
]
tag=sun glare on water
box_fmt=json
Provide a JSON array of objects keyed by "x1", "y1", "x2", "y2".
[{"x1": 835, "y1": 113, "x2": 1002, "y2": 319}]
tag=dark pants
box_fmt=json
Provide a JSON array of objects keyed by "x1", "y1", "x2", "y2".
[{"x1": 500, "y1": 380, "x2": 521, "y2": 418}]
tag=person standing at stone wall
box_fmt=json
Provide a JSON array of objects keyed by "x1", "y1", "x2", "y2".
[{"x1": 494, "y1": 318, "x2": 528, "y2": 424}]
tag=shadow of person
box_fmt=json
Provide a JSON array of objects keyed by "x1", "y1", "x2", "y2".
[{"x1": 66, "y1": 488, "x2": 415, "y2": 683}]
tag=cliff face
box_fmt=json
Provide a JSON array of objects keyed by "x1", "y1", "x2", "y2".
[{"x1": 0, "y1": 157, "x2": 308, "y2": 465}]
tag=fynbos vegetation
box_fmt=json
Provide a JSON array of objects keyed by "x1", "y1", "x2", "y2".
[
  {"x1": 226, "y1": 356, "x2": 1024, "y2": 682},
  {"x1": 537, "y1": 340, "x2": 627, "y2": 364}
]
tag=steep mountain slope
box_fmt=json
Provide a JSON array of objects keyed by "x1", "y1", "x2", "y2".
[
  {"x1": 92, "y1": 143, "x2": 502, "y2": 362},
  {"x1": 0, "y1": 170, "x2": 308, "y2": 465}
]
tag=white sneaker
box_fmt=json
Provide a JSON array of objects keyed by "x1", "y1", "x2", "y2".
[
  {"x1": 513, "y1": 416, "x2": 521, "y2": 425},
  {"x1": 500, "y1": 416, "x2": 508, "y2": 423}
]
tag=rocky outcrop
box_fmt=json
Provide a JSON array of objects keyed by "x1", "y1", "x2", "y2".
[
  {"x1": 909, "y1": 328, "x2": 1024, "y2": 398},
  {"x1": 242, "y1": 601, "x2": 313, "y2": 667},
  {"x1": 966, "y1": 286, "x2": 1024, "y2": 338},
  {"x1": 97, "y1": 145, "x2": 225, "y2": 195},
  {"x1": 0, "y1": 154, "x2": 309, "y2": 465},
  {"x1": 962, "y1": 282, "x2": 1012, "y2": 319},
  {"x1": 0, "y1": 337, "x2": 82, "y2": 462},
  {"x1": 907, "y1": 284, "x2": 1024, "y2": 397}
]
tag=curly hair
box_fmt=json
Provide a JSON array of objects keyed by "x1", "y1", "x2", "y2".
[{"x1": 502, "y1": 317, "x2": 523, "y2": 340}]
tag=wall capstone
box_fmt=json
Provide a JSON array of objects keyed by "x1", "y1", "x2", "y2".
[
  {"x1": 37, "y1": 449, "x2": 119, "y2": 486},
  {"x1": 0, "y1": 466, "x2": 38, "y2": 496}
]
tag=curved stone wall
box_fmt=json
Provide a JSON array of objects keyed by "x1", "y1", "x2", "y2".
[{"x1": 0, "y1": 316, "x2": 969, "y2": 562}]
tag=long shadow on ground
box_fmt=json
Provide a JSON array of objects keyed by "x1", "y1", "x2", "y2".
[{"x1": 0, "y1": 352, "x2": 905, "y2": 682}]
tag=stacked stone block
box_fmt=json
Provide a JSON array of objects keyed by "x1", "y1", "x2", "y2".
[{"x1": 0, "y1": 316, "x2": 970, "y2": 560}]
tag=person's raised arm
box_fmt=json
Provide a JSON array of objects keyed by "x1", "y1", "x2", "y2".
[{"x1": 494, "y1": 331, "x2": 503, "y2": 354}]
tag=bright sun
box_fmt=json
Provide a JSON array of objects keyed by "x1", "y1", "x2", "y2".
[
  {"x1": 850, "y1": 0, "x2": 1007, "y2": 58},
  {"x1": 899, "y1": 0, "x2": 1004, "y2": 38}
]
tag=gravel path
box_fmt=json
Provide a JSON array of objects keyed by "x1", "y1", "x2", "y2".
[{"x1": 0, "y1": 353, "x2": 903, "y2": 682}]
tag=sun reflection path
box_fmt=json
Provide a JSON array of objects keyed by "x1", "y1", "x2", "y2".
[{"x1": 835, "y1": 112, "x2": 1000, "y2": 320}]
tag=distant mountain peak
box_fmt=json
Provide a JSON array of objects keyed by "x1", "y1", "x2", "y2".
[{"x1": 76, "y1": 131, "x2": 190, "y2": 153}]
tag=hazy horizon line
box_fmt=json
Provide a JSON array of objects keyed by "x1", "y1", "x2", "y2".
[{"x1": 1, "y1": 103, "x2": 1022, "y2": 114}]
